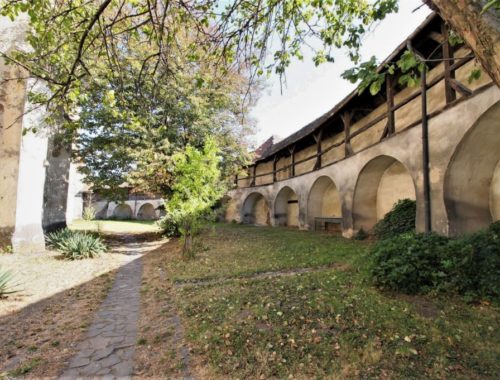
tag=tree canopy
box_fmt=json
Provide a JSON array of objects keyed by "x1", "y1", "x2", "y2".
[
  {"x1": 72, "y1": 34, "x2": 254, "y2": 198},
  {"x1": 0, "y1": 0, "x2": 400, "y2": 114},
  {"x1": 1, "y1": 0, "x2": 498, "y2": 199},
  {"x1": 0, "y1": 0, "x2": 403, "y2": 197}
]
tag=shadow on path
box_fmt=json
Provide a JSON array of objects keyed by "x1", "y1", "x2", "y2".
[{"x1": 0, "y1": 233, "x2": 163, "y2": 378}]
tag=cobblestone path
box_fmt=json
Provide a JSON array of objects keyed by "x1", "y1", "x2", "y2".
[{"x1": 60, "y1": 242, "x2": 143, "y2": 379}]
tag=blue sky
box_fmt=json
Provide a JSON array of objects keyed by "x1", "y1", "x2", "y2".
[{"x1": 250, "y1": 0, "x2": 431, "y2": 146}]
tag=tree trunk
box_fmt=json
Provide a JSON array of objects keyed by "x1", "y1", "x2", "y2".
[
  {"x1": 427, "y1": 0, "x2": 500, "y2": 86},
  {"x1": 182, "y1": 230, "x2": 193, "y2": 259}
]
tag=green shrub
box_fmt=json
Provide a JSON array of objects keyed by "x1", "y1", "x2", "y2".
[
  {"x1": 370, "y1": 222, "x2": 500, "y2": 302},
  {"x1": 440, "y1": 222, "x2": 500, "y2": 301},
  {"x1": 158, "y1": 213, "x2": 180, "y2": 238},
  {"x1": 46, "y1": 229, "x2": 106, "y2": 260},
  {"x1": 373, "y1": 199, "x2": 416, "y2": 240},
  {"x1": 0, "y1": 267, "x2": 18, "y2": 298},
  {"x1": 82, "y1": 206, "x2": 96, "y2": 221},
  {"x1": 370, "y1": 232, "x2": 449, "y2": 294}
]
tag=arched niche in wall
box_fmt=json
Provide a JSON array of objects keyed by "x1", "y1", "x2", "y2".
[
  {"x1": 444, "y1": 100, "x2": 500, "y2": 235},
  {"x1": 113, "y1": 203, "x2": 133, "y2": 220},
  {"x1": 274, "y1": 186, "x2": 299, "y2": 227},
  {"x1": 137, "y1": 203, "x2": 156, "y2": 220},
  {"x1": 241, "y1": 192, "x2": 270, "y2": 225},
  {"x1": 307, "y1": 176, "x2": 342, "y2": 228},
  {"x1": 353, "y1": 155, "x2": 416, "y2": 232}
]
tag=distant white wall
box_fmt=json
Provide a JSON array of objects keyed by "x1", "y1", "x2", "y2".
[
  {"x1": 106, "y1": 199, "x2": 164, "y2": 220},
  {"x1": 66, "y1": 163, "x2": 86, "y2": 223}
]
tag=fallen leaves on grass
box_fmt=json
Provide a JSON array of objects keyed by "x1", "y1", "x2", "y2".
[
  {"x1": 165, "y1": 225, "x2": 500, "y2": 379},
  {"x1": 133, "y1": 241, "x2": 192, "y2": 379}
]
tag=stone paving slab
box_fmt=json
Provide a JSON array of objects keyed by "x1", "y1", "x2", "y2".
[{"x1": 60, "y1": 255, "x2": 142, "y2": 379}]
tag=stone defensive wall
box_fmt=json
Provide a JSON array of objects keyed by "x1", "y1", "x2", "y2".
[
  {"x1": 226, "y1": 14, "x2": 500, "y2": 237},
  {"x1": 92, "y1": 198, "x2": 164, "y2": 220}
]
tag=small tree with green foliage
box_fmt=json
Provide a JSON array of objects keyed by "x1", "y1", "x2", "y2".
[{"x1": 164, "y1": 138, "x2": 225, "y2": 259}]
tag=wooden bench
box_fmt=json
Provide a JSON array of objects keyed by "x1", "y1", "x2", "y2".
[{"x1": 314, "y1": 217, "x2": 343, "y2": 235}]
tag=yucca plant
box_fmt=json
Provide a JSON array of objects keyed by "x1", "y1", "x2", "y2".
[
  {"x1": 0, "y1": 267, "x2": 18, "y2": 298},
  {"x1": 46, "y1": 229, "x2": 107, "y2": 260},
  {"x1": 82, "y1": 206, "x2": 96, "y2": 221}
]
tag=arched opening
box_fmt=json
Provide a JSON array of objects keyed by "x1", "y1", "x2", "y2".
[
  {"x1": 353, "y1": 155, "x2": 416, "y2": 232},
  {"x1": 307, "y1": 176, "x2": 342, "y2": 232},
  {"x1": 137, "y1": 203, "x2": 156, "y2": 220},
  {"x1": 94, "y1": 202, "x2": 108, "y2": 219},
  {"x1": 241, "y1": 192, "x2": 269, "y2": 225},
  {"x1": 274, "y1": 186, "x2": 299, "y2": 227},
  {"x1": 113, "y1": 203, "x2": 133, "y2": 220},
  {"x1": 445, "y1": 101, "x2": 500, "y2": 235}
]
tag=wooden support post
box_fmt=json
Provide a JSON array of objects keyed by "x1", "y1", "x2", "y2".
[
  {"x1": 288, "y1": 145, "x2": 296, "y2": 177},
  {"x1": 386, "y1": 74, "x2": 395, "y2": 135},
  {"x1": 441, "y1": 22, "x2": 456, "y2": 104},
  {"x1": 421, "y1": 67, "x2": 432, "y2": 233},
  {"x1": 341, "y1": 111, "x2": 354, "y2": 157},
  {"x1": 272, "y1": 155, "x2": 278, "y2": 182},
  {"x1": 313, "y1": 129, "x2": 323, "y2": 170}
]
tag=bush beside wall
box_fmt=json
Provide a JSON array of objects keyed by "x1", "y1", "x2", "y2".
[
  {"x1": 373, "y1": 199, "x2": 416, "y2": 240},
  {"x1": 370, "y1": 222, "x2": 500, "y2": 302},
  {"x1": 371, "y1": 232, "x2": 449, "y2": 294}
]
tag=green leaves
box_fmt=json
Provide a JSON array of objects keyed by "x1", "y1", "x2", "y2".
[
  {"x1": 0, "y1": 267, "x2": 19, "y2": 297},
  {"x1": 481, "y1": 0, "x2": 500, "y2": 14},
  {"x1": 164, "y1": 138, "x2": 226, "y2": 257},
  {"x1": 371, "y1": 221, "x2": 500, "y2": 302},
  {"x1": 396, "y1": 50, "x2": 419, "y2": 73},
  {"x1": 468, "y1": 67, "x2": 482, "y2": 84},
  {"x1": 45, "y1": 228, "x2": 107, "y2": 260},
  {"x1": 342, "y1": 48, "x2": 428, "y2": 95},
  {"x1": 1, "y1": 0, "x2": 400, "y2": 112},
  {"x1": 341, "y1": 56, "x2": 385, "y2": 95}
]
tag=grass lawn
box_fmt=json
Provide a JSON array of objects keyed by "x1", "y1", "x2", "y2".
[
  {"x1": 166, "y1": 224, "x2": 366, "y2": 282},
  {"x1": 149, "y1": 224, "x2": 500, "y2": 379},
  {"x1": 70, "y1": 219, "x2": 161, "y2": 234}
]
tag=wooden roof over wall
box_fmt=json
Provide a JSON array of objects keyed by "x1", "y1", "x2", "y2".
[{"x1": 254, "y1": 12, "x2": 442, "y2": 163}]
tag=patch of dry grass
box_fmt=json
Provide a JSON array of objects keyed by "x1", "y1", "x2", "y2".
[
  {"x1": 0, "y1": 249, "x2": 134, "y2": 317},
  {"x1": 0, "y1": 269, "x2": 115, "y2": 378},
  {"x1": 0, "y1": 236, "x2": 141, "y2": 378}
]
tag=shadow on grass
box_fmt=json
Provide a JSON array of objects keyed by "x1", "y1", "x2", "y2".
[{"x1": 0, "y1": 233, "x2": 163, "y2": 378}]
